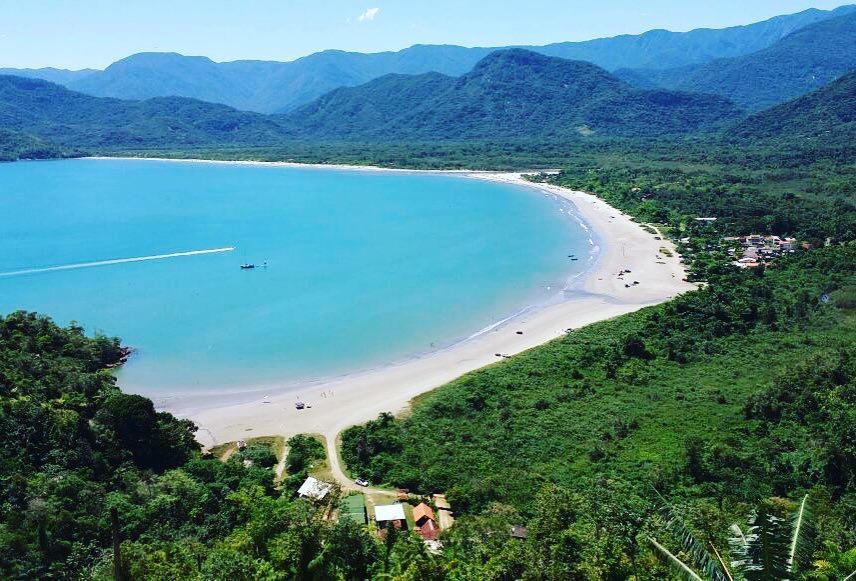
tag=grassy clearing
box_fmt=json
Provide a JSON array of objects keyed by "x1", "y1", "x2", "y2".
[{"x1": 209, "y1": 435, "x2": 286, "y2": 463}]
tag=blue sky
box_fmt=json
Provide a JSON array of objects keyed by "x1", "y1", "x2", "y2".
[{"x1": 1, "y1": 1, "x2": 849, "y2": 69}]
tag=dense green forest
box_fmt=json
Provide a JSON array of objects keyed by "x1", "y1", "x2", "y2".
[
  {"x1": 0, "y1": 129, "x2": 71, "y2": 161},
  {"x1": 2, "y1": 26, "x2": 855, "y2": 158},
  {"x1": 730, "y1": 69, "x2": 856, "y2": 141}
]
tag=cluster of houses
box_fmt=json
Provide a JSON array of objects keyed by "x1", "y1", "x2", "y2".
[
  {"x1": 724, "y1": 234, "x2": 799, "y2": 268},
  {"x1": 298, "y1": 476, "x2": 446, "y2": 545},
  {"x1": 373, "y1": 501, "x2": 441, "y2": 541},
  {"x1": 289, "y1": 475, "x2": 530, "y2": 551}
]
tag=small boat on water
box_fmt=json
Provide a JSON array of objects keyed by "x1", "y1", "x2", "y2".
[{"x1": 240, "y1": 263, "x2": 255, "y2": 269}]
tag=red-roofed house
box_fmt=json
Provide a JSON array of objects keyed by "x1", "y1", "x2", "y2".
[{"x1": 413, "y1": 503, "x2": 439, "y2": 540}]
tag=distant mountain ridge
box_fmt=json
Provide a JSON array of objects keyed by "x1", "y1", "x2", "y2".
[
  {"x1": 0, "y1": 67, "x2": 96, "y2": 85},
  {"x1": 280, "y1": 50, "x2": 743, "y2": 140},
  {"x1": 2, "y1": 4, "x2": 852, "y2": 113},
  {"x1": 533, "y1": 5, "x2": 856, "y2": 70},
  {"x1": 616, "y1": 11, "x2": 856, "y2": 111}
]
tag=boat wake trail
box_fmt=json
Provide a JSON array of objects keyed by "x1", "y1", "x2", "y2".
[{"x1": 0, "y1": 247, "x2": 235, "y2": 278}]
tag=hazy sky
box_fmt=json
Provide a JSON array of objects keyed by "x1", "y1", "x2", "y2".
[{"x1": 0, "y1": 1, "x2": 849, "y2": 69}]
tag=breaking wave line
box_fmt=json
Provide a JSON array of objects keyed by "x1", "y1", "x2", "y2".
[{"x1": 0, "y1": 247, "x2": 235, "y2": 278}]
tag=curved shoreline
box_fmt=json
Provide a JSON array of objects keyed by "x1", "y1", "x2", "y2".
[
  {"x1": 106, "y1": 162, "x2": 598, "y2": 409},
  {"x1": 103, "y1": 159, "x2": 694, "y2": 448}
]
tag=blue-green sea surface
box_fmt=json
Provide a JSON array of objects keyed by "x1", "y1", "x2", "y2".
[{"x1": 0, "y1": 159, "x2": 593, "y2": 397}]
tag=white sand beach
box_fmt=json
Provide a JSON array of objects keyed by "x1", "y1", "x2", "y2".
[{"x1": 146, "y1": 165, "x2": 695, "y2": 452}]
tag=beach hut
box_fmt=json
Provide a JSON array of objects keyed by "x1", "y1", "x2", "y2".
[
  {"x1": 413, "y1": 503, "x2": 439, "y2": 540},
  {"x1": 297, "y1": 476, "x2": 333, "y2": 501},
  {"x1": 374, "y1": 503, "x2": 406, "y2": 530}
]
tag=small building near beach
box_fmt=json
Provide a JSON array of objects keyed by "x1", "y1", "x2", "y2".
[
  {"x1": 374, "y1": 503, "x2": 406, "y2": 530},
  {"x1": 413, "y1": 503, "x2": 439, "y2": 540},
  {"x1": 298, "y1": 476, "x2": 333, "y2": 501}
]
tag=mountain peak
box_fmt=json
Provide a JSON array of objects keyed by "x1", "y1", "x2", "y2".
[
  {"x1": 465, "y1": 49, "x2": 628, "y2": 93},
  {"x1": 109, "y1": 52, "x2": 216, "y2": 69},
  {"x1": 471, "y1": 48, "x2": 610, "y2": 73}
]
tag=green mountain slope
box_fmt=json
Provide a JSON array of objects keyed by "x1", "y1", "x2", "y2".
[
  {"x1": 618, "y1": 11, "x2": 856, "y2": 111},
  {"x1": 3, "y1": 5, "x2": 849, "y2": 113},
  {"x1": 283, "y1": 50, "x2": 743, "y2": 140},
  {"x1": 0, "y1": 75, "x2": 292, "y2": 149},
  {"x1": 730, "y1": 69, "x2": 856, "y2": 141}
]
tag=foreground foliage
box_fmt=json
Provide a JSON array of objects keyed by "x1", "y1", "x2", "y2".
[
  {"x1": 649, "y1": 495, "x2": 835, "y2": 580},
  {"x1": 0, "y1": 312, "x2": 384, "y2": 579}
]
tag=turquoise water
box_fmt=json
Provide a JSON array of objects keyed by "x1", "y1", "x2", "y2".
[{"x1": 0, "y1": 159, "x2": 591, "y2": 397}]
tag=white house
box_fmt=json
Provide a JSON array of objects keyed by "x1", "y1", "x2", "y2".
[{"x1": 298, "y1": 476, "x2": 333, "y2": 501}]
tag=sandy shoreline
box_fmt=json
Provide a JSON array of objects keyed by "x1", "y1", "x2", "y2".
[
  {"x1": 92, "y1": 158, "x2": 694, "y2": 448},
  {"x1": 85, "y1": 156, "x2": 482, "y2": 174}
]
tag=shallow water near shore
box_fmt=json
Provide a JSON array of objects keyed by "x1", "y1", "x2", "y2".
[{"x1": 0, "y1": 159, "x2": 591, "y2": 398}]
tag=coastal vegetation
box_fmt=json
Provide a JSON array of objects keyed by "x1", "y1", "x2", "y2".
[{"x1": 0, "y1": 129, "x2": 70, "y2": 161}]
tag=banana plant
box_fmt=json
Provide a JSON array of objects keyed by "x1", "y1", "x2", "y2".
[{"x1": 649, "y1": 495, "x2": 852, "y2": 580}]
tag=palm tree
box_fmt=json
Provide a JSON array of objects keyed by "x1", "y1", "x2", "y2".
[{"x1": 649, "y1": 495, "x2": 852, "y2": 580}]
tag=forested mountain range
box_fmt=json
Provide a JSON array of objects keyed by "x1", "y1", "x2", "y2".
[
  {"x1": 282, "y1": 50, "x2": 743, "y2": 140},
  {"x1": 2, "y1": 5, "x2": 852, "y2": 114},
  {"x1": 2, "y1": 44, "x2": 855, "y2": 156},
  {"x1": 0, "y1": 50, "x2": 743, "y2": 152},
  {"x1": 616, "y1": 11, "x2": 856, "y2": 111}
]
